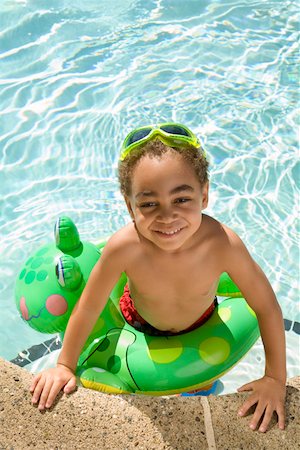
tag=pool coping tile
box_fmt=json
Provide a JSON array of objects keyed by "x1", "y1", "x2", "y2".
[{"x1": 0, "y1": 358, "x2": 299, "y2": 450}]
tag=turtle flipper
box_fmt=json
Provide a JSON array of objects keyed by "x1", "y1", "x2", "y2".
[{"x1": 77, "y1": 366, "x2": 134, "y2": 394}]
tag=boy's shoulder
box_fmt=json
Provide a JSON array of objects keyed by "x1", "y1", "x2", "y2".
[
  {"x1": 104, "y1": 223, "x2": 138, "y2": 254},
  {"x1": 98, "y1": 223, "x2": 138, "y2": 272},
  {"x1": 202, "y1": 215, "x2": 242, "y2": 247},
  {"x1": 110, "y1": 222, "x2": 138, "y2": 242},
  {"x1": 202, "y1": 214, "x2": 228, "y2": 236}
]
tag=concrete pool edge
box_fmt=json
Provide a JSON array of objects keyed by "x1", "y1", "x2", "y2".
[{"x1": 0, "y1": 358, "x2": 299, "y2": 449}]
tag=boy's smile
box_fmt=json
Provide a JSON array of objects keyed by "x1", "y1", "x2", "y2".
[{"x1": 125, "y1": 150, "x2": 208, "y2": 252}]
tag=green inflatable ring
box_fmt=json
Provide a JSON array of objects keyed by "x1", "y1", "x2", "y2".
[{"x1": 15, "y1": 216, "x2": 260, "y2": 395}]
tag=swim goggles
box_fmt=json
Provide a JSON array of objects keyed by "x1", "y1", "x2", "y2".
[{"x1": 120, "y1": 122, "x2": 202, "y2": 161}]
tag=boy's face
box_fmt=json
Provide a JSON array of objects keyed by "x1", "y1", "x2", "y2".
[{"x1": 125, "y1": 150, "x2": 208, "y2": 252}]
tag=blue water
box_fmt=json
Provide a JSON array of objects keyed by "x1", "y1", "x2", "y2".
[{"x1": 0, "y1": 0, "x2": 299, "y2": 391}]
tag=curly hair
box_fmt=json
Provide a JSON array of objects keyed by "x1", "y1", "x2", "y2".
[{"x1": 118, "y1": 139, "x2": 209, "y2": 197}]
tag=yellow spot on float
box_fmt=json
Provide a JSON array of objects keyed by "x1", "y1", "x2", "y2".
[
  {"x1": 147, "y1": 338, "x2": 183, "y2": 364},
  {"x1": 199, "y1": 337, "x2": 230, "y2": 365},
  {"x1": 218, "y1": 307, "x2": 231, "y2": 322}
]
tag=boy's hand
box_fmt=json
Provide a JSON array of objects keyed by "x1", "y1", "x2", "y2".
[
  {"x1": 30, "y1": 364, "x2": 76, "y2": 411},
  {"x1": 237, "y1": 376, "x2": 286, "y2": 432}
]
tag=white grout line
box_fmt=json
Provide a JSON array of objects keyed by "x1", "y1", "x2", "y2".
[{"x1": 201, "y1": 396, "x2": 217, "y2": 450}]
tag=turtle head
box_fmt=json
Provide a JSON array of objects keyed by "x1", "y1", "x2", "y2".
[{"x1": 15, "y1": 216, "x2": 100, "y2": 334}]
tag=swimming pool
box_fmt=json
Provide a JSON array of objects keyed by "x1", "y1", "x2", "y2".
[{"x1": 1, "y1": 0, "x2": 299, "y2": 393}]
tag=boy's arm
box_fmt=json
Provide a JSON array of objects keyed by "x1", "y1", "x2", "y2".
[
  {"x1": 56, "y1": 240, "x2": 124, "y2": 371},
  {"x1": 223, "y1": 227, "x2": 286, "y2": 432},
  {"x1": 30, "y1": 237, "x2": 124, "y2": 409}
]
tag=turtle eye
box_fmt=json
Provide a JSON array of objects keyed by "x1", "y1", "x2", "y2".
[{"x1": 55, "y1": 255, "x2": 83, "y2": 291}]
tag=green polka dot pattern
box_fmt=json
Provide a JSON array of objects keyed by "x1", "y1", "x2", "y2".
[
  {"x1": 36, "y1": 270, "x2": 48, "y2": 281},
  {"x1": 20, "y1": 253, "x2": 52, "y2": 286},
  {"x1": 25, "y1": 271, "x2": 35, "y2": 284}
]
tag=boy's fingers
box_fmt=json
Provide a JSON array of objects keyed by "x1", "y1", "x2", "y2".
[
  {"x1": 249, "y1": 402, "x2": 266, "y2": 430},
  {"x1": 237, "y1": 382, "x2": 254, "y2": 392},
  {"x1": 63, "y1": 376, "x2": 76, "y2": 394},
  {"x1": 37, "y1": 379, "x2": 53, "y2": 410},
  {"x1": 258, "y1": 405, "x2": 273, "y2": 432},
  {"x1": 277, "y1": 405, "x2": 286, "y2": 430},
  {"x1": 45, "y1": 376, "x2": 76, "y2": 408},
  {"x1": 31, "y1": 376, "x2": 45, "y2": 404},
  {"x1": 30, "y1": 373, "x2": 41, "y2": 393},
  {"x1": 238, "y1": 394, "x2": 258, "y2": 416},
  {"x1": 45, "y1": 381, "x2": 67, "y2": 408}
]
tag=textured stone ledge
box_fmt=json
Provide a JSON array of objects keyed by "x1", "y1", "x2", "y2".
[{"x1": 0, "y1": 358, "x2": 299, "y2": 450}]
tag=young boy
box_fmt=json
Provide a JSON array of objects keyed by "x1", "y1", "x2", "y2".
[{"x1": 30, "y1": 123, "x2": 286, "y2": 433}]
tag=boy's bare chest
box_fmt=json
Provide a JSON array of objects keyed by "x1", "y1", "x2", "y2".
[{"x1": 127, "y1": 247, "x2": 219, "y2": 298}]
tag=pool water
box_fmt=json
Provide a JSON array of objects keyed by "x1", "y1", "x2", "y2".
[{"x1": 1, "y1": 0, "x2": 299, "y2": 394}]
